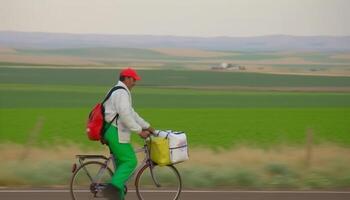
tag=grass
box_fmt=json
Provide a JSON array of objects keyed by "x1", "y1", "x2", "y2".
[
  {"x1": 2, "y1": 84, "x2": 350, "y2": 108},
  {"x1": 1, "y1": 82, "x2": 350, "y2": 148},
  {"x1": 2, "y1": 68, "x2": 350, "y2": 87},
  {"x1": 180, "y1": 146, "x2": 350, "y2": 189},
  {"x1": 1, "y1": 144, "x2": 350, "y2": 188},
  {"x1": 1, "y1": 107, "x2": 349, "y2": 148}
]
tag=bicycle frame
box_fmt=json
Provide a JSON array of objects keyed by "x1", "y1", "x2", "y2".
[{"x1": 73, "y1": 142, "x2": 160, "y2": 189}]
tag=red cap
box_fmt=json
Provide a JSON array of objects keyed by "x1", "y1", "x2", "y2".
[{"x1": 120, "y1": 67, "x2": 141, "y2": 80}]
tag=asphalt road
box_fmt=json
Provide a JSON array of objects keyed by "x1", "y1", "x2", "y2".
[{"x1": 1, "y1": 190, "x2": 350, "y2": 200}]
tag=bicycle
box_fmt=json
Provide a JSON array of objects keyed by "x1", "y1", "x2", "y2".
[{"x1": 69, "y1": 139, "x2": 182, "y2": 200}]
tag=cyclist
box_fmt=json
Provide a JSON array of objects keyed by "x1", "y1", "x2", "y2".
[{"x1": 102, "y1": 67, "x2": 154, "y2": 200}]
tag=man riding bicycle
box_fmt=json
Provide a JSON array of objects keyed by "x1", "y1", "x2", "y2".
[{"x1": 102, "y1": 67, "x2": 154, "y2": 200}]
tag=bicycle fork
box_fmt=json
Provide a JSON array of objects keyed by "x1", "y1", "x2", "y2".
[
  {"x1": 143, "y1": 144, "x2": 162, "y2": 188},
  {"x1": 149, "y1": 161, "x2": 162, "y2": 188}
]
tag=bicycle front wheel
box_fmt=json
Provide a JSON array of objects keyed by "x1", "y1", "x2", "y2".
[
  {"x1": 70, "y1": 161, "x2": 113, "y2": 200},
  {"x1": 135, "y1": 164, "x2": 182, "y2": 200}
]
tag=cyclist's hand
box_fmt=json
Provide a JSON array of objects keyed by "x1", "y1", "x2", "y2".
[
  {"x1": 139, "y1": 130, "x2": 151, "y2": 139},
  {"x1": 146, "y1": 127, "x2": 155, "y2": 134}
]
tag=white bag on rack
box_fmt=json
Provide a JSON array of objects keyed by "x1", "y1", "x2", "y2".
[{"x1": 154, "y1": 130, "x2": 189, "y2": 164}]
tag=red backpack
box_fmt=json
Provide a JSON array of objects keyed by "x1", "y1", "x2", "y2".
[{"x1": 86, "y1": 86, "x2": 126, "y2": 141}]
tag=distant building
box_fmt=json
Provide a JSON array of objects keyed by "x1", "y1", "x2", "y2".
[
  {"x1": 211, "y1": 62, "x2": 244, "y2": 70},
  {"x1": 221, "y1": 62, "x2": 229, "y2": 68}
]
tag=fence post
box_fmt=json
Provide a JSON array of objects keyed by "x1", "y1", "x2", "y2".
[
  {"x1": 305, "y1": 128, "x2": 313, "y2": 168},
  {"x1": 20, "y1": 117, "x2": 45, "y2": 160}
]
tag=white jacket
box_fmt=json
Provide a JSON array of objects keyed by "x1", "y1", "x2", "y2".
[{"x1": 103, "y1": 81, "x2": 150, "y2": 143}]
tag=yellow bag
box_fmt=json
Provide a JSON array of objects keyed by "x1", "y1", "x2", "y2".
[{"x1": 148, "y1": 137, "x2": 171, "y2": 166}]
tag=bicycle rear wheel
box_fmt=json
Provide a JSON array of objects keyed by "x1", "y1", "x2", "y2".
[
  {"x1": 135, "y1": 163, "x2": 182, "y2": 200},
  {"x1": 70, "y1": 161, "x2": 113, "y2": 200}
]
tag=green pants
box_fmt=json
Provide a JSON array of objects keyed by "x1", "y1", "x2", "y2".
[{"x1": 104, "y1": 124, "x2": 137, "y2": 200}]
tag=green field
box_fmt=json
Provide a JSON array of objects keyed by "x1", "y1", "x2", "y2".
[
  {"x1": 2, "y1": 68, "x2": 350, "y2": 87},
  {"x1": 1, "y1": 107, "x2": 350, "y2": 148},
  {"x1": 1, "y1": 66, "x2": 350, "y2": 188},
  {"x1": 1, "y1": 67, "x2": 350, "y2": 148}
]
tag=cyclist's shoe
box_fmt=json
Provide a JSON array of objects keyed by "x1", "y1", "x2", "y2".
[
  {"x1": 124, "y1": 185, "x2": 128, "y2": 195},
  {"x1": 102, "y1": 184, "x2": 121, "y2": 200}
]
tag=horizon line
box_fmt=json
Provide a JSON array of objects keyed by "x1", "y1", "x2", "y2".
[{"x1": 1, "y1": 30, "x2": 350, "y2": 38}]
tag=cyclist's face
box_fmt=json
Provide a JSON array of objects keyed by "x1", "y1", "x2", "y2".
[{"x1": 125, "y1": 77, "x2": 136, "y2": 90}]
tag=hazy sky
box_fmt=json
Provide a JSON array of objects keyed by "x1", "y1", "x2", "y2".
[{"x1": 0, "y1": 0, "x2": 349, "y2": 37}]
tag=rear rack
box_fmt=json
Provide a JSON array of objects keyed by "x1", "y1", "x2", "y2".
[{"x1": 75, "y1": 155, "x2": 109, "y2": 160}]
